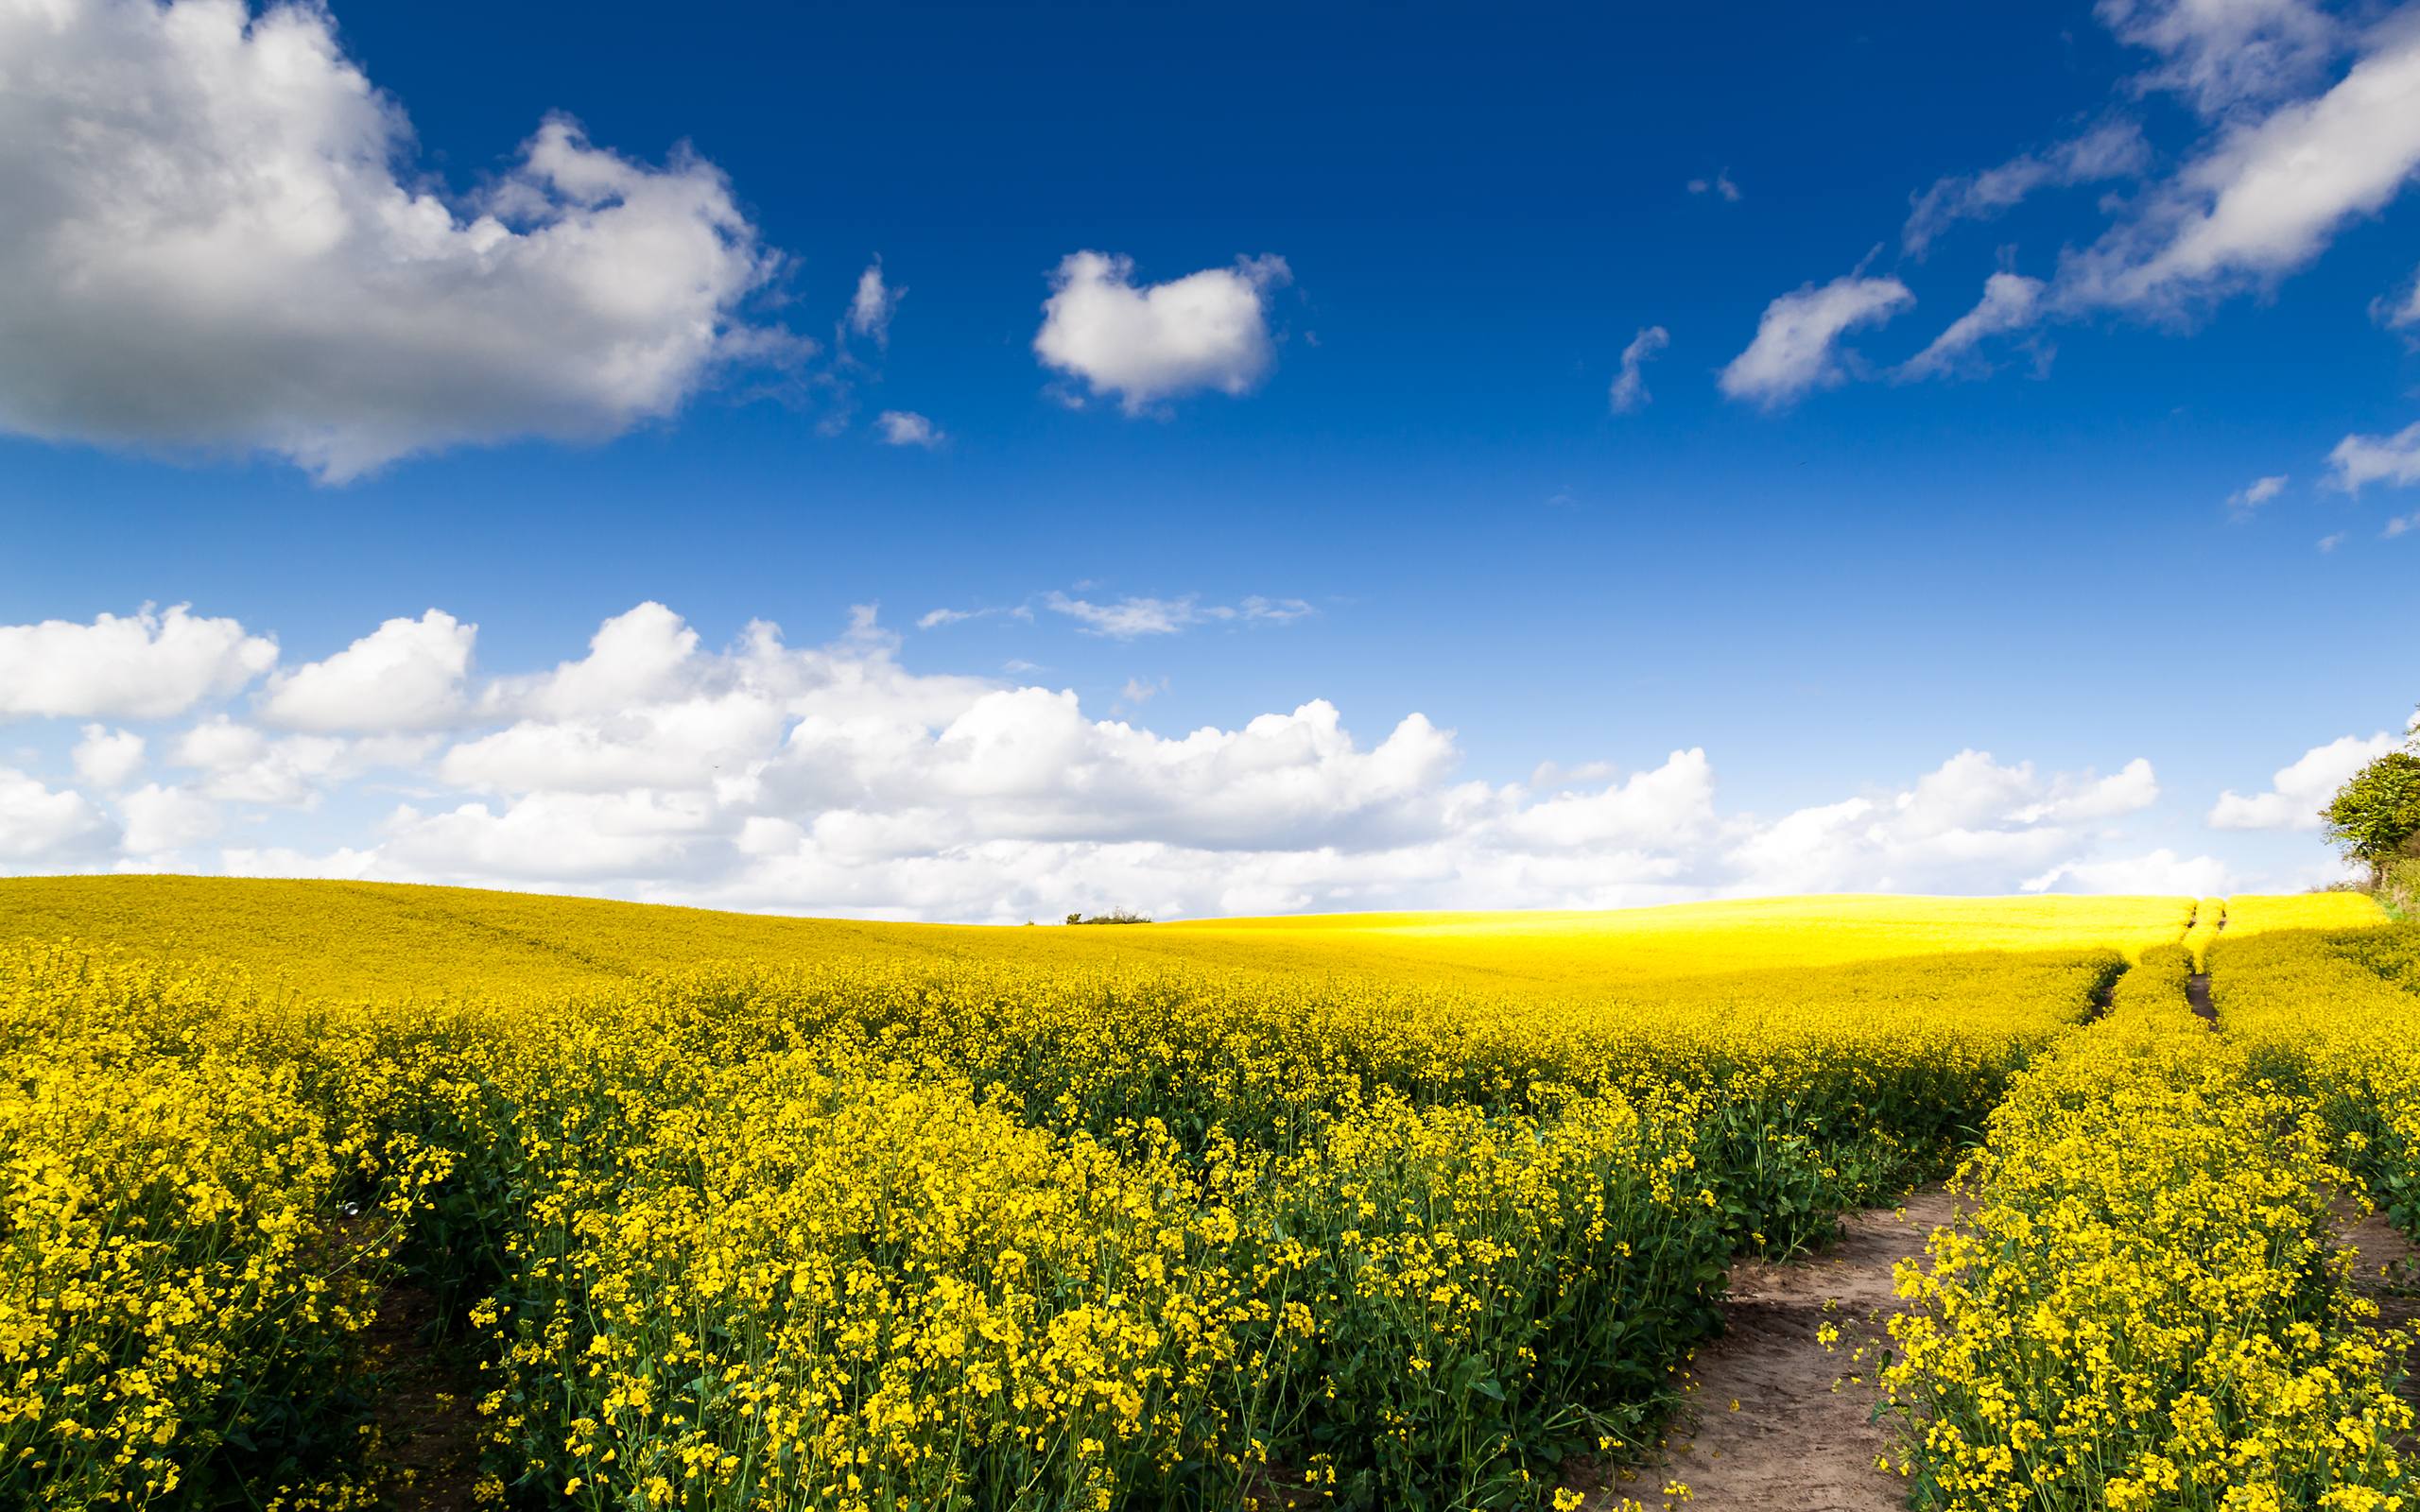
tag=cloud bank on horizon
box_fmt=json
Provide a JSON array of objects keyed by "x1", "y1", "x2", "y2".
[{"x1": 3, "y1": 597, "x2": 2383, "y2": 921}]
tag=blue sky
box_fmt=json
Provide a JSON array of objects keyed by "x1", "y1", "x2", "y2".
[{"x1": 0, "y1": 0, "x2": 2415, "y2": 918}]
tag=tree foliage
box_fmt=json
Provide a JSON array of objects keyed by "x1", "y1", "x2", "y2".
[{"x1": 2324, "y1": 749, "x2": 2420, "y2": 880}]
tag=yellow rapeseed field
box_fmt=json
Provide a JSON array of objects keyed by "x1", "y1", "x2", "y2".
[{"x1": 8, "y1": 878, "x2": 2420, "y2": 1511}]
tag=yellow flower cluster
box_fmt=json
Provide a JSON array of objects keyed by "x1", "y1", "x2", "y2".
[
  {"x1": 2208, "y1": 895, "x2": 2420, "y2": 1241},
  {"x1": 0, "y1": 947, "x2": 444, "y2": 1509},
  {"x1": 1885, "y1": 923, "x2": 2415, "y2": 1511},
  {"x1": 0, "y1": 881, "x2": 2205, "y2": 1509}
]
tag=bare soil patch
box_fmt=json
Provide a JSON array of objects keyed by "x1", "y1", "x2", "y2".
[
  {"x1": 2337, "y1": 1203, "x2": 2420, "y2": 1417},
  {"x1": 360, "y1": 1282, "x2": 481, "y2": 1512},
  {"x1": 1573, "y1": 1187, "x2": 1952, "y2": 1510}
]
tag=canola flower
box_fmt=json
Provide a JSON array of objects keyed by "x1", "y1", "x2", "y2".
[
  {"x1": 0, "y1": 881, "x2": 2214, "y2": 1509},
  {"x1": 2208, "y1": 895, "x2": 2420, "y2": 1240},
  {"x1": 0, "y1": 948, "x2": 445, "y2": 1510},
  {"x1": 1885, "y1": 922, "x2": 2416, "y2": 1511}
]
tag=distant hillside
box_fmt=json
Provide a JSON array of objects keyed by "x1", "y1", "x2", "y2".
[{"x1": 0, "y1": 874, "x2": 2251, "y2": 1004}]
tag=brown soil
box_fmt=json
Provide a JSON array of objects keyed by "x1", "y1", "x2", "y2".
[
  {"x1": 2336, "y1": 1202, "x2": 2420, "y2": 1418},
  {"x1": 360, "y1": 1282, "x2": 482, "y2": 1512},
  {"x1": 1573, "y1": 1188, "x2": 1954, "y2": 1510}
]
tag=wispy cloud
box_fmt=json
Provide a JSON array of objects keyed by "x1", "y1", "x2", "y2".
[
  {"x1": 876, "y1": 410, "x2": 945, "y2": 449},
  {"x1": 1686, "y1": 169, "x2": 1742, "y2": 202},
  {"x1": 1900, "y1": 272, "x2": 2045, "y2": 378},
  {"x1": 1720, "y1": 272, "x2": 1913, "y2": 407},
  {"x1": 847, "y1": 257, "x2": 905, "y2": 349},
  {"x1": 2227, "y1": 473, "x2": 2290, "y2": 517},
  {"x1": 1609, "y1": 326, "x2": 1670, "y2": 413},
  {"x1": 1044, "y1": 592, "x2": 1314, "y2": 639},
  {"x1": 2325, "y1": 421, "x2": 2420, "y2": 492},
  {"x1": 1902, "y1": 120, "x2": 2148, "y2": 257}
]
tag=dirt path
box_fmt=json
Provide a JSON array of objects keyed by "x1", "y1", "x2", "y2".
[
  {"x1": 1587, "y1": 1187, "x2": 1953, "y2": 1509},
  {"x1": 359, "y1": 1281, "x2": 481, "y2": 1512}
]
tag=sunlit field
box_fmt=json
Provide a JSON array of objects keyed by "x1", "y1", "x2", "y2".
[
  {"x1": 4, "y1": 877, "x2": 2417, "y2": 1511},
  {"x1": 0, "y1": 875, "x2": 2192, "y2": 1000}
]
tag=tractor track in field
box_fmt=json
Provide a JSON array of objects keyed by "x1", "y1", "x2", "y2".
[{"x1": 1579, "y1": 1187, "x2": 1953, "y2": 1510}]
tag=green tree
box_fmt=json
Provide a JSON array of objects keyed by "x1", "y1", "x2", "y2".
[{"x1": 2324, "y1": 749, "x2": 2420, "y2": 885}]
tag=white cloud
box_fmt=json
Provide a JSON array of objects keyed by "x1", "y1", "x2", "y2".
[
  {"x1": 1720, "y1": 274, "x2": 1914, "y2": 406},
  {"x1": 0, "y1": 0, "x2": 785, "y2": 481},
  {"x1": 1723, "y1": 749, "x2": 2161, "y2": 897},
  {"x1": 1686, "y1": 170, "x2": 1742, "y2": 201},
  {"x1": 2023, "y1": 848, "x2": 2232, "y2": 895},
  {"x1": 2096, "y1": 0, "x2": 2342, "y2": 115},
  {"x1": 258, "y1": 610, "x2": 475, "y2": 732},
  {"x1": 171, "y1": 715, "x2": 432, "y2": 805},
  {"x1": 1900, "y1": 272, "x2": 2046, "y2": 377},
  {"x1": 0, "y1": 768, "x2": 112, "y2": 866},
  {"x1": 117, "y1": 782, "x2": 220, "y2": 854},
  {"x1": 2228, "y1": 473, "x2": 2290, "y2": 514},
  {"x1": 2058, "y1": 17, "x2": 2420, "y2": 315},
  {"x1": 1043, "y1": 592, "x2": 1313, "y2": 639},
  {"x1": 1609, "y1": 326, "x2": 1670, "y2": 413},
  {"x1": 2386, "y1": 509, "x2": 2420, "y2": 539},
  {"x1": 2207, "y1": 730, "x2": 2401, "y2": 829},
  {"x1": 875, "y1": 410, "x2": 944, "y2": 448},
  {"x1": 0, "y1": 606, "x2": 275, "y2": 720},
  {"x1": 1033, "y1": 251, "x2": 1290, "y2": 410},
  {"x1": 2319, "y1": 530, "x2": 2348, "y2": 551},
  {"x1": 1046, "y1": 593, "x2": 1198, "y2": 638},
  {"x1": 2017, "y1": 758, "x2": 2163, "y2": 822},
  {"x1": 1903, "y1": 121, "x2": 2149, "y2": 256},
  {"x1": 847, "y1": 259, "x2": 903, "y2": 347},
  {"x1": 484, "y1": 601, "x2": 699, "y2": 721},
  {"x1": 2383, "y1": 266, "x2": 2420, "y2": 328},
  {"x1": 72, "y1": 726, "x2": 145, "y2": 791},
  {"x1": 0, "y1": 598, "x2": 2214, "y2": 919},
  {"x1": 2326, "y1": 421, "x2": 2420, "y2": 492}
]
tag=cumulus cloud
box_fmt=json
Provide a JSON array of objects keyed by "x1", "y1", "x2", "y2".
[
  {"x1": 65, "y1": 558, "x2": 2384, "y2": 924},
  {"x1": 1609, "y1": 326, "x2": 1670, "y2": 413},
  {"x1": 1686, "y1": 170, "x2": 1742, "y2": 201},
  {"x1": 118, "y1": 782, "x2": 221, "y2": 854},
  {"x1": 0, "y1": 0, "x2": 786, "y2": 480},
  {"x1": 0, "y1": 768, "x2": 112, "y2": 867},
  {"x1": 2326, "y1": 421, "x2": 2420, "y2": 492},
  {"x1": 1900, "y1": 272, "x2": 2046, "y2": 377},
  {"x1": 2229, "y1": 473, "x2": 2290, "y2": 514},
  {"x1": 2023, "y1": 848, "x2": 2232, "y2": 895},
  {"x1": 0, "y1": 598, "x2": 2207, "y2": 918},
  {"x1": 1033, "y1": 251, "x2": 1291, "y2": 410},
  {"x1": 1903, "y1": 120, "x2": 2149, "y2": 256},
  {"x1": 172, "y1": 715, "x2": 432, "y2": 806},
  {"x1": 1720, "y1": 274, "x2": 1914, "y2": 406},
  {"x1": 875, "y1": 410, "x2": 944, "y2": 448},
  {"x1": 2208, "y1": 730, "x2": 2402, "y2": 830},
  {"x1": 0, "y1": 606, "x2": 275, "y2": 720},
  {"x1": 259, "y1": 610, "x2": 475, "y2": 731},
  {"x1": 72, "y1": 726, "x2": 146, "y2": 791}
]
